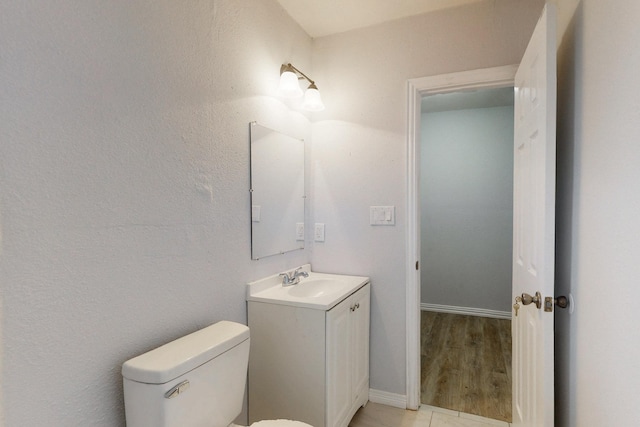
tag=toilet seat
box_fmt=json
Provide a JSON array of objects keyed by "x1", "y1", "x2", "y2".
[{"x1": 249, "y1": 420, "x2": 314, "y2": 427}]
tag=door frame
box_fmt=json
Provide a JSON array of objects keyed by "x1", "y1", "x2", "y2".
[{"x1": 405, "y1": 64, "x2": 518, "y2": 410}]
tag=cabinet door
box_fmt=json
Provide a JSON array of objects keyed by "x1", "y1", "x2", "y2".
[
  {"x1": 351, "y1": 284, "x2": 370, "y2": 406},
  {"x1": 326, "y1": 294, "x2": 352, "y2": 427}
]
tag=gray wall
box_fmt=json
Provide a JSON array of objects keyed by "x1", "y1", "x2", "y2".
[
  {"x1": 420, "y1": 106, "x2": 513, "y2": 313},
  {"x1": 555, "y1": 0, "x2": 640, "y2": 425}
]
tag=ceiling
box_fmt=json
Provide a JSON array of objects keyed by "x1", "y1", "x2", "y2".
[{"x1": 276, "y1": 0, "x2": 483, "y2": 38}]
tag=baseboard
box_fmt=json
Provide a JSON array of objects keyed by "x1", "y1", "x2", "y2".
[
  {"x1": 368, "y1": 389, "x2": 407, "y2": 409},
  {"x1": 420, "y1": 303, "x2": 511, "y2": 320}
]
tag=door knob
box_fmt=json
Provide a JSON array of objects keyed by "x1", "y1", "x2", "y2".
[
  {"x1": 521, "y1": 292, "x2": 542, "y2": 309},
  {"x1": 544, "y1": 295, "x2": 569, "y2": 312}
]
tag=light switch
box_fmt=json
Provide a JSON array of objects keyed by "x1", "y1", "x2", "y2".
[
  {"x1": 296, "y1": 223, "x2": 304, "y2": 241},
  {"x1": 370, "y1": 206, "x2": 395, "y2": 225},
  {"x1": 314, "y1": 223, "x2": 325, "y2": 242}
]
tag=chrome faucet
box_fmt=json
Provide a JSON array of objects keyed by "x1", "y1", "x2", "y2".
[{"x1": 279, "y1": 267, "x2": 309, "y2": 286}]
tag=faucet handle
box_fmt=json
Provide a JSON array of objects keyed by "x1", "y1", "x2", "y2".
[
  {"x1": 279, "y1": 272, "x2": 293, "y2": 285},
  {"x1": 293, "y1": 267, "x2": 309, "y2": 278}
]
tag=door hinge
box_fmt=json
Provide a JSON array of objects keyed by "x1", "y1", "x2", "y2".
[{"x1": 415, "y1": 261, "x2": 419, "y2": 270}]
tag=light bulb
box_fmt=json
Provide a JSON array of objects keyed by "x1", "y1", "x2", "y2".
[
  {"x1": 278, "y1": 71, "x2": 303, "y2": 98},
  {"x1": 302, "y1": 84, "x2": 325, "y2": 111}
]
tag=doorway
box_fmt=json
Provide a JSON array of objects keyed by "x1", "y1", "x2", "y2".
[
  {"x1": 404, "y1": 65, "x2": 517, "y2": 411},
  {"x1": 419, "y1": 87, "x2": 514, "y2": 422}
]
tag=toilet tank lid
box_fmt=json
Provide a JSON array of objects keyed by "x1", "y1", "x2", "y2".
[{"x1": 121, "y1": 321, "x2": 249, "y2": 384}]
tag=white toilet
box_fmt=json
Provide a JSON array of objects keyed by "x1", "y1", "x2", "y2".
[{"x1": 122, "y1": 320, "x2": 313, "y2": 427}]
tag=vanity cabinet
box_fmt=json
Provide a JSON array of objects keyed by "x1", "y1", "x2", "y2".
[
  {"x1": 326, "y1": 283, "x2": 370, "y2": 427},
  {"x1": 248, "y1": 282, "x2": 370, "y2": 427}
]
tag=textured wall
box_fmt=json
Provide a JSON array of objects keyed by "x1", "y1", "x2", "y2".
[
  {"x1": 0, "y1": 0, "x2": 312, "y2": 425},
  {"x1": 555, "y1": 1, "x2": 640, "y2": 425},
  {"x1": 420, "y1": 106, "x2": 514, "y2": 313},
  {"x1": 310, "y1": 0, "x2": 545, "y2": 397}
]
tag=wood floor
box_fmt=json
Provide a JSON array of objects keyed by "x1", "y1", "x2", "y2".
[{"x1": 420, "y1": 311, "x2": 512, "y2": 422}]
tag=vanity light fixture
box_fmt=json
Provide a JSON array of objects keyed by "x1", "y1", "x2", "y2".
[{"x1": 277, "y1": 63, "x2": 325, "y2": 111}]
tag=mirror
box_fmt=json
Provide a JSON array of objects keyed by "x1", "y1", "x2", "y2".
[{"x1": 250, "y1": 122, "x2": 305, "y2": 260}]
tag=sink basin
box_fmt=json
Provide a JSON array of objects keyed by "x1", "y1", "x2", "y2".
[
  {"x1": 287, "y1": 278, "x2": 350, "y2": 298},
  {"x1": 247, "y1": 265, "x2": 369, "y2": 310}
]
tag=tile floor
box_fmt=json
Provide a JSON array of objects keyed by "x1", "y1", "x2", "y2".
[{"x1": 349, "y1": 402, "x2": 511, "y2": 427}]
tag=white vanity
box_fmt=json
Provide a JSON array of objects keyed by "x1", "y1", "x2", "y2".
[{"x1": 246, "y1": 265, "x2": 370, "y2": 427}]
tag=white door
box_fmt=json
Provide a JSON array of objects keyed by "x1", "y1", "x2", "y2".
[{"x1": 512, "y1": 3, "x2": 557, "y2": 426}]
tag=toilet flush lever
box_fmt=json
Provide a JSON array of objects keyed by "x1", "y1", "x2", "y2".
[{"x1": 165, "y1": 380, "x2": 190, "y2": 399}]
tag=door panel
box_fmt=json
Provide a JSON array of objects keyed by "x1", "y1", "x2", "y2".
[
  {"x1": 326, "y1": 297, "x2": 351, "y2": 427},
  {"x1": 352, "y1": 285, "x2": 370, "y2": 406},
  {"x1": 512, "y1": 4, "x2": 557, "y2": 426}
]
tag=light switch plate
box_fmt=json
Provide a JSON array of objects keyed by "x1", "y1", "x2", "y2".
[
  {"x1": 296, "y1": 223, "x2": 304, "y2": 241},
  {"x1": 314, "y1": 223, "x2": 325, "y2": 242},
  {"x1": 370, "y1": 206, "x2": 395, "y2": 225}
]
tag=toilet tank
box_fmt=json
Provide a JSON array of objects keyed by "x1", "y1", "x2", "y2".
[{"x1": 122, "y1": 321, "x2": 250, "y2": 427}]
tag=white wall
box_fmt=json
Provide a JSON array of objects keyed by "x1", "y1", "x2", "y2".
[
  {"x1": 0, "y1": 1, "x2": 313, "y2": 425},
  {"x1": 310, "y1": 0, "x2": 545, "y2": 397},
  {"x1": 420, "y1": 106, "x2": 513, "y2": 313},
  {"x1": 555, "y1": 1, "x2": 640, "y2": 425}
]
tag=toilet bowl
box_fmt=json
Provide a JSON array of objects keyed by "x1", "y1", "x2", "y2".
[{"x1": 122, "y1": 321, "x2": 313, "y2": 427}]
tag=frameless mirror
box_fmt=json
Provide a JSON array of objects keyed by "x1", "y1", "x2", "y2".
[{"x1": 249, "y1": 122, "x2": 305, "y2": 260}]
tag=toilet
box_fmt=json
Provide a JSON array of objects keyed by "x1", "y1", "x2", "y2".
[{"x1": 122, "y1": 321, "x2": 313, "y2": 427}]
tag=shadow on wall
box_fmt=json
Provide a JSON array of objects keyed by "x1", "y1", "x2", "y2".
[{"x1": 554, "y1": 2, "x2": 583, "y2": 426}]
